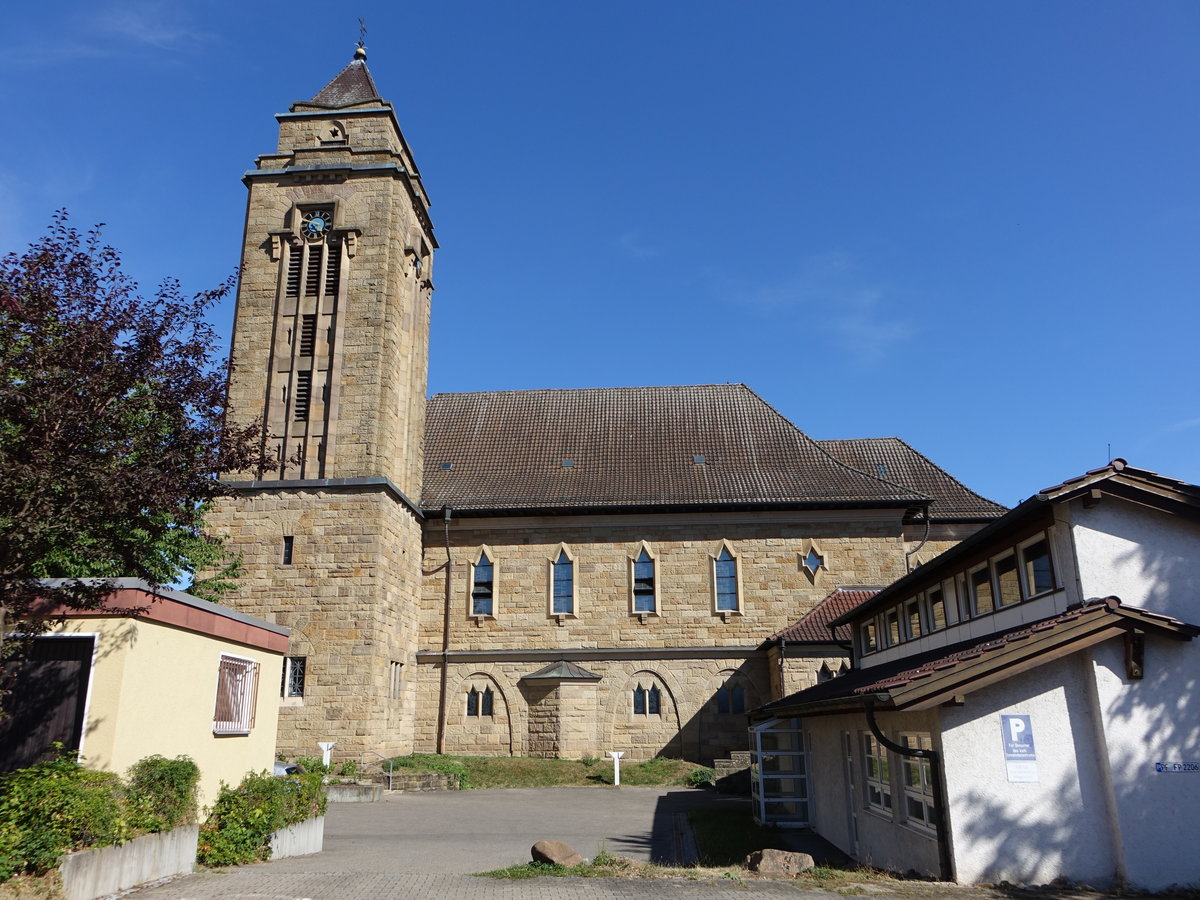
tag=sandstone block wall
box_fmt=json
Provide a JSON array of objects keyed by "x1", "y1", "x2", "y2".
[
  {"x1": 208, "y1": 486, "x2": 423, "y2": 760},
  {"x1": 418, "y1": 653, "x2": 773, "y2": 764},
  {"x1": 420, "y1": 512, "x2": 916, "y2": 650}
]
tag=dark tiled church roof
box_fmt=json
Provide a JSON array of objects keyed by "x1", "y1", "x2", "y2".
[
  {"x1": 768, "y1": 587, "x2": 882, "y2": 644},
  {"x1": 306, "y1": 58, "x2": 382, "y2": 108},
  {"x1": 422, "y1": 384, "x2": 944, "y2": 514},
  {"x1": 818, "y1": 438, "x2": 1007, "y2": 521}
]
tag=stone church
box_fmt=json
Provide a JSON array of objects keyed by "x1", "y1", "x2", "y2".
[{"x1": 211, "y1": 50, "x2": 1005, "y2": 765}]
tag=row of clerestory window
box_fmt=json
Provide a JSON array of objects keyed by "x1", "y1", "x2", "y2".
[
  {"x1": 858, "y1": 532, "x2": 1058, "y2": 656},
  {"x1": 468, "y1": 542, "x2": 826, "y2": 620}
]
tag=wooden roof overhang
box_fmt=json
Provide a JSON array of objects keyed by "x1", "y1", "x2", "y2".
[{"x1": 755, "y1": 598, "x2": 1198, "y2": 721}]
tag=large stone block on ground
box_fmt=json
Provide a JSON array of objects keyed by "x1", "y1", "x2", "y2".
[
  {"x1": 744, "y1": 848, "x2": 815, "y2": 875},
  {"x1": 532, "y1": 840, "x2": 584, "y2": 867}
]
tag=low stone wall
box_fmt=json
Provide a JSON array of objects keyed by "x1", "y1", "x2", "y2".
[
  {"x1": 385, "y1": 772, "x2": 460, "y2": 792},
  {"x1": 715, "y1": 750, "x2": 752, "y2": 794},
  {"x1": 269, "y1": 815, "x2": 325, "y2": 859},
  {"x1": 59, "y1": 825, "x2": 198, "y2": 900},
  {"x1": 325, "y1": 783, "x2": 384, "y2": 803}
]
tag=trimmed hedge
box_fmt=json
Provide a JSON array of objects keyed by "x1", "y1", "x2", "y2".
[{"x1": 196, "y1": 770, "x2": 326, "y2": 867}]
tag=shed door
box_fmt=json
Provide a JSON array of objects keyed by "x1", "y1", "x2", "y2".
[{"x1": 0, "y1": 636, "x2": 94, "y2": 771}]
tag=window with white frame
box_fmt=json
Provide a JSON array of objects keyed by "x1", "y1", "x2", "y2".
[
  {"x1": 631, "y1": 548, "x2": 656, "y2": 614},
  {"x1": 471, "y1": 550, "x2": 495, "y2": 617},
  {"x1": 969, "y1": 565, "x2": 995, "y2": 616},
  {"x1": 713, "y1": 546, "x2": 740, "y2": 613},
  {"x1": 904, "y1": 597, "x2": 923, "y2": 640},
  {"x1": 926, "y1": 585, "x2": 947, "y2": 631},
  {"x1": 863, "y1": 732, "x2": 892, "y2": 812},
  {"x1": 281, "y1": 656, "x2": 306, "y2": 698},
  {"x1": 885, "y1": 608, "x2": 901, "y2": 647},
  {"x1": 551, "y1": 549, "x2": 574, "y2": 615},
  {"x1": 214, "y1": 654, "x2": 260, "y2": 735},
  {"x1": 901, "y1": 733, "x2": 936, "y2": 830},
  {"x1": 1020, "y1": 535, "x2": 1055, "y2": 596},
  {"x1": 994, "y1": 552, "x2": 1021, "y2": 607},
  {"x1": 860, "y1": 620, "x2": 878, "y2": 655}
]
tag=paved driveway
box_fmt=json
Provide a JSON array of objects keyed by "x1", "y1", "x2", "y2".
[
  {"x1": 304, "y1": 786, "x2": 747, "y2": 873},
  {"x1": 129, "y1": 787, "x2": 844, "y2": 899}
]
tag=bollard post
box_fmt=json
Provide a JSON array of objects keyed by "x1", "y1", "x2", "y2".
[
  {"x1": 318, "y1": 741, "x2": 337, "y2": 768},
  {"x1": 608, "y1": 750, "x2": 624, "y2": 786}
]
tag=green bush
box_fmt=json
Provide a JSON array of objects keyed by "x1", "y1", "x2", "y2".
[
  {"x1": 197, "y1": 771, "x2": 326, "y2": 867},
  {"x1": 684, "y1": 766, "x2": 717, "y2": 787},
  {"x1": 125, "y1": 755, "x2": 200, "y2": 833},
  {"x1": 293, "y1": 755, "x2": 329, "y2": 775},
  {"x1": 0, "y1": 752, "x2": 127, "y2": 880}
]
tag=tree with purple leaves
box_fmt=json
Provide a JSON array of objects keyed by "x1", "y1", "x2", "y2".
[{"x1": 0, "y1": 214, "x2": 271, "y2": 668}]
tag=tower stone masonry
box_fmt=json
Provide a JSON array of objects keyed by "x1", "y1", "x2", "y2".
[{"x1": 212, "y1": 48, "x2": 434, "y2": 758}]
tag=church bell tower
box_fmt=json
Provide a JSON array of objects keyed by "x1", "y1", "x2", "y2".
[{"x1": 212, "y1": 45, "x2": 435, "y2": 758}]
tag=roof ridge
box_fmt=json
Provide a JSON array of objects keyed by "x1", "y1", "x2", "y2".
[
  {"x1": 807, "y1": 434, "x2": 931, "y2": 505},
  {"x1": 430, "y1": 383, "x2": 749, "y2": 400}
]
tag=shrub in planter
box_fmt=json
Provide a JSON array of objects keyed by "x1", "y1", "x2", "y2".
[
  {"x1": 0, "y1": 751, "x2": 201, "y2": 883},
  {"x1": 0, "y1": 753, "x2": 127, "y2": 880},
  {"x1": 125, "y1": 755, "x2": 200, "y2": 833},
  {"x1": 197, "y1": 771, "x2": 326, "y2": 867}
]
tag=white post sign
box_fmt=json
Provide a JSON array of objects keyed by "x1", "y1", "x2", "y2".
[
  {"x1": 1000, "y1": 715, "x2": 1038, "y2": 783},
  {"x1": 608, "y1": 750, "x2": 624, "y2": 786}
]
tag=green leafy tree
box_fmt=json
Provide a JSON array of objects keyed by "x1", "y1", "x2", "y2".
[{"x1": 0, "y1": 214, "x2": 270, "y2": 666}]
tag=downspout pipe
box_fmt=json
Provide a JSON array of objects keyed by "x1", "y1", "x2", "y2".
[
  {"x1": 435, "y1": 506, "x2": 453, "y2": 755},
  {"x1": 864, "y1": 698, "x2": 954, "y2": 882},
  {"x1": 904, "y1": 503, "x2": 932, "y2": 573}
]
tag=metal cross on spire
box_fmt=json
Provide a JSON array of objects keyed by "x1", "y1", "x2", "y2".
[{"x1": 353, "y1": 18, "x2": 368, "y2": 60}]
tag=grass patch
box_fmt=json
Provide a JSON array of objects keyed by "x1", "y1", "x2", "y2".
[
  {"x1": 382, "y1": 754, "x2": 708, "y2": 789},
  {"x1": 686, "y1": 808, "x2": 792, "y2": 866}
]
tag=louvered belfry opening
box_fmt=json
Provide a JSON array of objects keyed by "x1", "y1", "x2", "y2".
[{"x1": 271, "y1": 204, "x2": 343, "y2": 479}]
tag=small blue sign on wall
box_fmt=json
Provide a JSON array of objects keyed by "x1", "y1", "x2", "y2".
[{"x1": 1001, "y1": 714, "x2": 1039, "y2": 782}]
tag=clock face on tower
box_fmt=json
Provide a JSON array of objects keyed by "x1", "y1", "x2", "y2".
[{"x1": 301, "y1": 209, "x2": 333, "y2": 241}]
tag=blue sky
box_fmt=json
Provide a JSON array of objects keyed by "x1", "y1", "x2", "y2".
[{"x1": 2, "y1": 1, "x2": 1197, "y2": 508}]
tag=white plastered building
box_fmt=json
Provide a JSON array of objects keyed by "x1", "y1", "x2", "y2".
[{"x1": 750, "y1": 460, "x2": 1200, "y2": 890}]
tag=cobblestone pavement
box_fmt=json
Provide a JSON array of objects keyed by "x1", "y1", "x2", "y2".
[{"x1": 128, "y1": 870, "x2": 850, "y2": 899}]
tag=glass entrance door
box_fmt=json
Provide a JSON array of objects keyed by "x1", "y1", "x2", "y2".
[{"x1": 750, "y1": 717, "x2": 809, "y2": 826}]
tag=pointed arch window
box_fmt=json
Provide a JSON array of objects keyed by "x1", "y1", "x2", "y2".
[
  {"x1": 716, "y1": 681, "x2": 746, "y2": 715},
  {"x1": 471, "y1": 551, "x2": 495, "y2": 617},
  {"x1": 714, "y1": 547, "x2": 740, "y2": 613},
  {"x1": 632, "y1": 548, "x2": 656, "y2": 614},
  {"x1": 466, "y1": 686, "x2": 494, "y2": 717},
  {"x1": 633, "y1": 684, "x2": 661, "y2": 715},
  {"x1": 551, "y1": 549, "x2": 575, "y2": 616}
]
